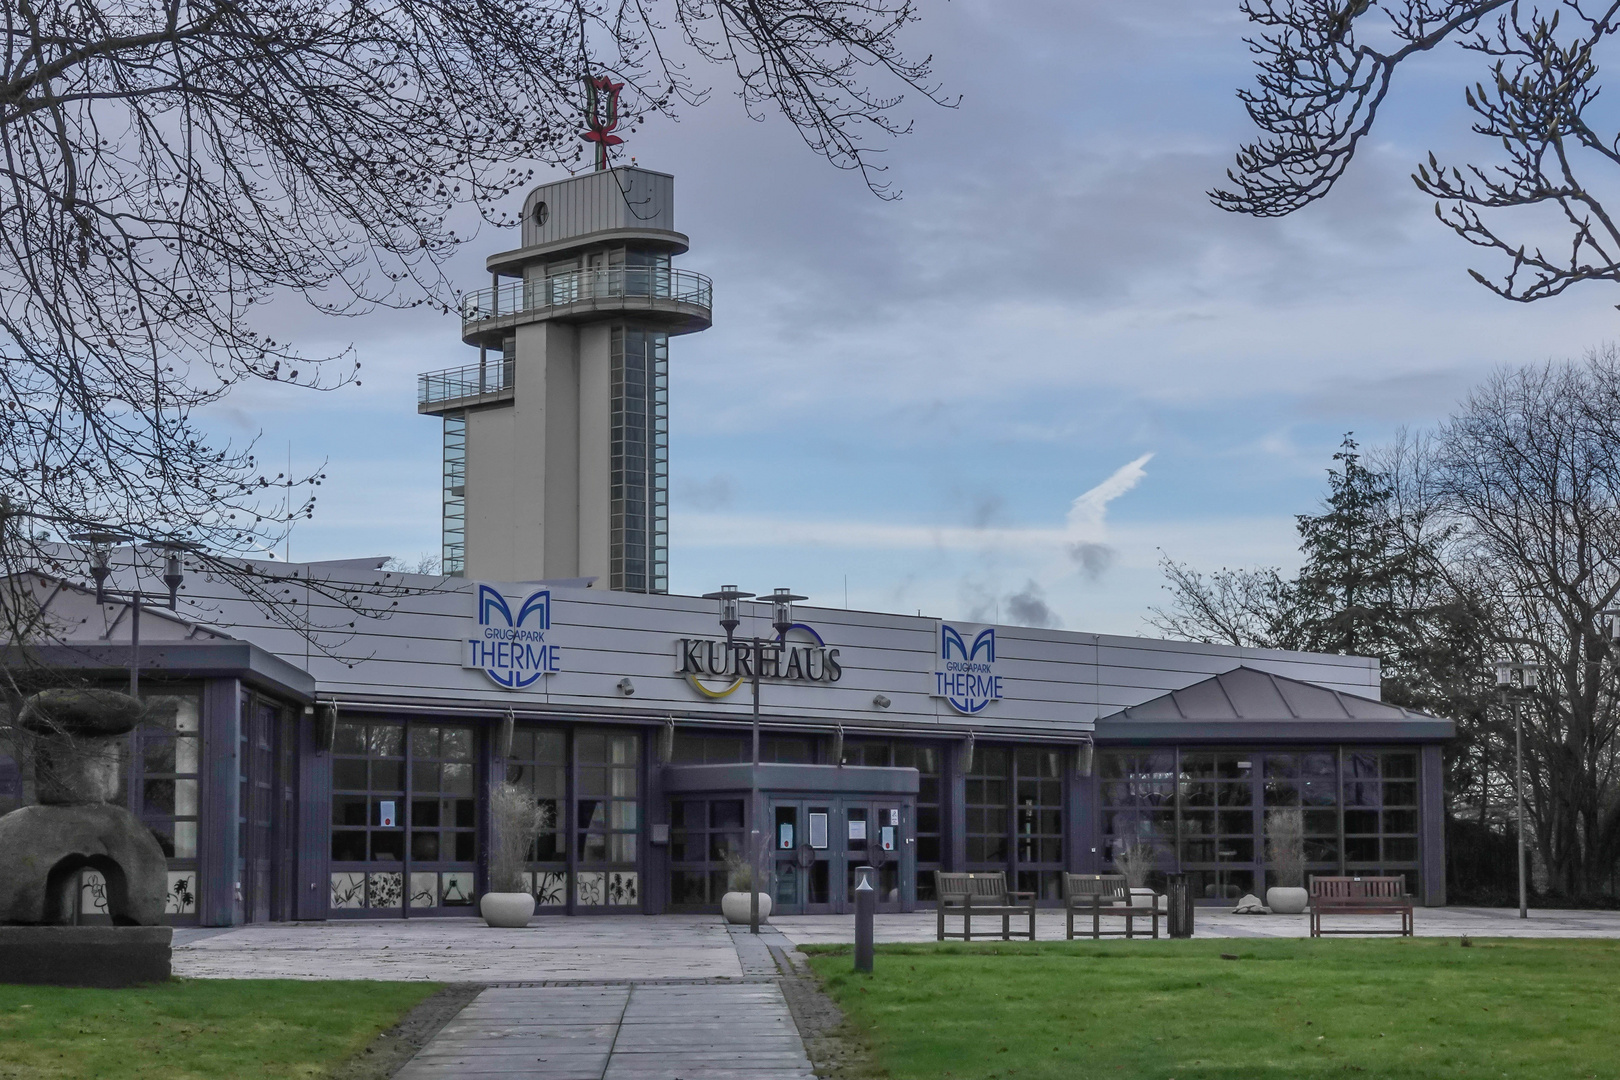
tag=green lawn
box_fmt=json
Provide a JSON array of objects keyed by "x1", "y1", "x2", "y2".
[
  {"x1": 0, "y1": 980, "x2": 439, "y2": 1079},
  {"x1": 806, "y1": 938, "x2": 1620, "y2": 1080}
]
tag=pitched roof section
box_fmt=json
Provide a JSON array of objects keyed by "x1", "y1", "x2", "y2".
[{"x1": 1095, "y1": 666, "x2": 1453, "y2": 743}]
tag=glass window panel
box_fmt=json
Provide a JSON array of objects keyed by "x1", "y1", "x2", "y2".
[
  {"x1": 333, "y1": 759, "x2": 367, "y2": 790},
  {"x1": 580, "y1": 832, "x2": 608, "y2": 861},
  {"x1": 918, "y1": 806, "x2": 941, "y2": 833},
  {"x1": 1100, "y1": 753, "x2": 1131, "y2": 780},
  {"x1": 609, "y1": 767, "x2": 637, "y2": 798},
  {"x1": 173, "y1": 779, "x2": 197, "y2": 816},
  {"x1": 454, "y1": 833, "x2": 477, "y2": 861},
  {"x1": 333, "y1": 795, "x2": 367, "y2": 827},
  {"x1": 1383, "y1": 782, "x2": 1418, "y2": 807},
  {"x1": 1263, "y1": 782, "x2": 1300, "y2": 806},
  {"x1": 1348, "y1": 752, "x2": 1379, "y2": 779},
  {"x1": 411, "y1": 726, "x2": 440, "y2": 759},
  {"x1": 332, "y1": 831, "x2": 366, "y2": 861},
  {"x1": 175, "y1": 735, "x2": 199, "y2": 774},
  {"x1": 918, "y1": 836, "x2": 941, "y2": 862},
  {"x1": 578, "y1": 768, "x2": 607, "y2": 798},
  {"x1": 453, "y1": 799, "x2": 476, "y2": 828},
  {"x1": 609, "y1": 801, "x2": 638, "y2": 830},
  {"x1": 1305, "y1": 838, "x2": 1338, "y2": 862},
  {"x1": 1345, "y1": 809, "x2": 1379, "y2": 833},
  {"x1": 442, "y1": 728, "x2": 474, "y2": 761},
  {"x1": 1218, "y1": 756, "x2": 1253, "y2": 780},
  {"x1": 609, "y1": 734, "x2": 637, "y2": 766},
  {"x1": 144, "y1": 735, "x2": 176, "y2": 774},
  {"x1": 1218, "y1": 810, "x2": 1254, "y2": 835},
  {"x1": 1301, "y1": 752, "x2": 1336, "y2": 777},
  {"x1": 412, "y1": 832, "x2": 440, "y2": 860},
  {"x1": 1181, "y1": 782, "x2": 1217, "y2": 807},
  {"x1": 370, "y1": 760, "x2": 404, "y2": 791},
  {"x1": 1384, "y1": 837, "x2": 1419, "y2": 861},
  {"x1": 411, "y1": 799, "x2": 439, "y2": 827},
  {"x1": 710, "y1": 800, "x2": 744, "y2": 829},
  {"x1": 578, "y1": 799, "x2": 605, "y2": 830},
  {"x1": 442, "y1": 763, "x2": 474, "y2": 796},
  {"x1": 1300, "y1": 778, "x2": 1337, "y2": 807},
  {"x1": 609, "y1": 834, "x2": 636, "y2": 862},
  {"x1": 1180, "y1": 753, "x2": 1217, "y2": 780},
  {"x1": 1381, "y1": 753, "x2": 1418, "y2": 779},
  {"x1": 370, "y1": 724, "x2": 404, "y2": 757},
  {"x1": 371, "y1": 831, "x2": 404, "y2": 861},
  {"x1": 1218, "y1": 838, "x2": 1254, "y2": 861},
  {"x1": 1217, "y1": 783, "x2": 1253, "y2": 807},
  {"x1": 1345, "y1": 781, "x2": 1380, "y2": 807},
  {"x1": 1345, "y1": 837, "x2": 1379, "y2": 861},
  {"x1": 1383, "y1": 809, "x2": 1417, "y2": 834},
  {"x1": 533, "y1": 730, "x2": 567, "y2": 764},
  {"x1": 1304, "y1": 809, "x2": 1338, "y2": 835},
  {"x1": 578, "y1": 731, "x2": 606, "y2": 763},
  {"x1": 1182, "y1": 839, "x2": 1217, "y2": 861},
  {"x1": 411, "y1": 761, "x2": 439, "y2": 793},
  {"x1": 1182, "y1": 810, "x2": 1216, "y2": 836},
  {"x1": 334, "y1": 722, "x2": 366, "y2": 755},
  {"x1": 1264, "y1": 755, "x2": 1298, "y2": 778},
  {"x1": 143, "y1": 779, "x2": 174, "y2": 816},
  {"x1": 172, "y1": 821, "x2": 197, "y2": 859}
]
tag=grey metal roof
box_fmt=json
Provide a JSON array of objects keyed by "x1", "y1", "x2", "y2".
[{"x1": 1094, "y1": 665, "x2": 1454, "y2": 743}]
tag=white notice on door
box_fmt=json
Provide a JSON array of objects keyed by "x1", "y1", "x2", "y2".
[
  {"x1": 808, "y1": 812, "x2": 829, "y2": 849},
  {"x1": 848, "y1": 819, "x2": 867, "y2": 841},
  {"x1": 379, "y1": 800, "x2": 396, "y2": 828},
  {"x1": 881, "y1": 826, "x2": 895, "y2": 851}
]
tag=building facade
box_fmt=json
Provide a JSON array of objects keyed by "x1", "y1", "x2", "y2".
[{"x1": 2, "y1": 560, "x2": 1453, "y2": 926}]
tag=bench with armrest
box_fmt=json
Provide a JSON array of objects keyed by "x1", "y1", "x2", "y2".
[
  {"x1": 1308, "y1": 875, "x2": 1413, "y2": 937},
  {"x1": 934, "y1": 871, "x2": 1037, "y2": 941},
  {"x1": 1063, "y1": 873, "x2": 1159, "y2": 940}
]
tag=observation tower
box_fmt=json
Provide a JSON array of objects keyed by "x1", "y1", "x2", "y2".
[{"x1": 417, "y1": 163, "x2": 711, "y2": 591}]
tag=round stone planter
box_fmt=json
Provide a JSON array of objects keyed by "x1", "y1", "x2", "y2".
[
  {"x1": 1265, "y1": 886, "x2": 1309, "y2": 915},
  {"x1": 480, "y1": 891, "x2": 537, "y2": 928},
  {"x1": 720, "y1": 891, "x2": 772, "y2": 925}
]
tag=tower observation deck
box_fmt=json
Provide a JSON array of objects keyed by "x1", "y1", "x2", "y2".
[{"x1": 419, "y1": 166, "x2": 712, "y2": 591}]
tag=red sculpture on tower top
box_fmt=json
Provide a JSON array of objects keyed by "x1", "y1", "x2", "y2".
[{"x1": 582, "y1": 75, "x2": 625, "y2": 171}]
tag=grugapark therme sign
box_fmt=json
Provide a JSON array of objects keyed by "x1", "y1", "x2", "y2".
[
  {"x1": 463, "y1": 584, "x2": 561, "y2": 689},
  {"x1": 932, "y1": 622, "x2": 1002, "y2": 714},
  {"x1": 676, "y1": 624, "x2": 842, "y2": 699}
]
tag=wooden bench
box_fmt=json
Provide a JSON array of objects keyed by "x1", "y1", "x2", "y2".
[
  {"x1": 1063, "y1": 873, "x2": 1159, "y2": 939},
  {"x1": 1308, "y1": 875, "x2": 1413, "y2": 937},
  {"x1": 934, "y1": 872, "x2": 1037, "y2": 941}
]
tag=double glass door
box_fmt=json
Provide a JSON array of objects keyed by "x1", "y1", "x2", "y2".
[{"x1": 769, "y1": 798, "x2": 913, "y2": 915}]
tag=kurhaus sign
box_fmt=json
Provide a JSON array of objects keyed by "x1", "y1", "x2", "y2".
[
  {"x1": 676, "y1": 623, "x2": 842, "y2": 699},
  {"x1": 933, "y1": 622, "x2": 1001, "y2": 714},
  {"x1": 463, "y1": 584, "x2": 561, "y2": 689}
]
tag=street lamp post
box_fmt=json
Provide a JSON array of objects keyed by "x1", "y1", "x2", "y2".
[
  {"x1": 702, "y1": 586, "x2": 806, "y2": 935},
  {"x1": 70, "y1": 534, "x2": 186, "y2": 697},
  {"x1": 1493, "y1": 659, "x2": 1541, "y2": 920}
]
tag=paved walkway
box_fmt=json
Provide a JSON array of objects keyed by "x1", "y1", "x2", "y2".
[{"x1": 394, "y1": 983, "x2": 813, "y2": 1080}]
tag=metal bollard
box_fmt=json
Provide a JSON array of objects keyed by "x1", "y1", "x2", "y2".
[
  {"x1": 854, "y1": 865, "x2": 875, "y2": 974},
  {"x1": 1166, "y1": 872, "x2": 1194, "y2": 939}
]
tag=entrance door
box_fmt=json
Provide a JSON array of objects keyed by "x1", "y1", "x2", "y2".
[
  {"x1": 768, "y1": 798, "x2": 911, "y2": 915},
  {"x1": 770, "y1": 801, "x2": 835, "y2": 915}
]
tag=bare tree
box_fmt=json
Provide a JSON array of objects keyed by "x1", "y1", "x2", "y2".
[
  {"x1": 1148, "y1": 558, "x2": 1292, "y2": 649},
  {"x1": 0, "y1": 0, "x2": 948, "y2": 638},
  {"x1": 1214, "y1": 1, "x2": 1620, "y2": 304}
]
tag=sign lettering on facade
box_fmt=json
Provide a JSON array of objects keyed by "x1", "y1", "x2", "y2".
[
  {"x1": 932, "y1": 622, "x2": 1002, "y2": 714},
  {"x1": 675, "y1": 623, "x2": 841, "y2": 699},
  {"x1": 464, "y1": 584, "x2": 561, "y2": 689}
]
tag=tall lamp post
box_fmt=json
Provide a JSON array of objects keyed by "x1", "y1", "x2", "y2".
[
  {"x1": 702, "y1": 585, "x2": 806, "y2": 935},
  {"x1": 69, "y1": 533, "x2": 186, "y2": 696},
  {"x1": 1493, "y1": 659, "x2": 1541, "y2": 919}
]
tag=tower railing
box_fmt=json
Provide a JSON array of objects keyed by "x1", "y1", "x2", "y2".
[
  {"x1": 460, "y1": 265, "x2": 712, "y2": 325},
  {"x1": 418, "y1": 356, "x2": 516, "y2": 407}
]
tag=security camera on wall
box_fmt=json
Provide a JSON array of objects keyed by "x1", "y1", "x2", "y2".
[{"x1": 617, "y1": 677, "x2": 635, "y2": 696}]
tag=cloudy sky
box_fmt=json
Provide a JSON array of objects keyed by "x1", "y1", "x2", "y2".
[{"x1": 223, "y1": 1, "x2": 1620, "y2": 635}]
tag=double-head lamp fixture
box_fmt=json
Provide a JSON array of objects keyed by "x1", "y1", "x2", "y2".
[
  {"x1": 1494, "y1": 660, "x2": 1541, "y2": 693},
  {"x1": 701, "y1": 586, "x2": 808, "y2": 643}
]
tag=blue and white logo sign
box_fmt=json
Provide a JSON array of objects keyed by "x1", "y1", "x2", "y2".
[
  {"x1": 932, "y1": 622, "x2": 1002, "y2": 714},
  {"x1": 463, "y1": 584, "x2": 560, "y2": 689}
]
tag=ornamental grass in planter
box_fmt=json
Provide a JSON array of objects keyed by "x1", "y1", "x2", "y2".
[
  {"x1": 1112, "y1": 839, "x2": 1158, "y2": 908},
  {"x1": 720, "y1": 847, "x2": 771, "y2": 924},
  {"x1": 1264, "y1": 808, "x2": 1308, "y2": 914},
  {"x1": 482, "y1": 782, "x2": 552, "y2": 928}
]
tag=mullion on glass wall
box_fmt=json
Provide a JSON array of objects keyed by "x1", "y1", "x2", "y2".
[
  {"x1": 575, "y1": 730, "x2": 641, "y2": 907},
  {"x1": 966, "y1": 746, "x2": 1011, "y2": 870},
  {"x1": 669, "y1": 797, "x2": 744, "y2": 909},
  {"x1": 117, "y1": 689, "x2": 203, "y2": 921},
  {"x1": 1014, "y1": 747, "x2": 1064, "y2": 900},
  {"x1": 506, "y1": 727, "x2": 569, "y2": 907}
]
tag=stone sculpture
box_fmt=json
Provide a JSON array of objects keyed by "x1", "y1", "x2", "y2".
[{"x1": 0, "y1": 688, "x2": 168, "y2": 925}]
